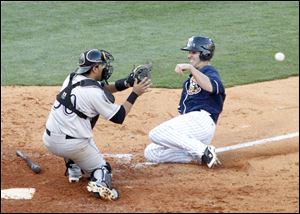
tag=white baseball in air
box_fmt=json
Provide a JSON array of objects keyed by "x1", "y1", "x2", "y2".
[{"x1": 275, "y1": 52, "x2": 285, "y2": 62}]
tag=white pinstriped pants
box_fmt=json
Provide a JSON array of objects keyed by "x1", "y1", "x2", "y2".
[{"x1": 144, "y1": 110, "x2": 216, "y2": 163}]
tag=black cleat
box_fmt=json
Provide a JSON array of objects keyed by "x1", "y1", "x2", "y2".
[{"x1": 202, "y1": 145, "x2": 221, "y2": 168}]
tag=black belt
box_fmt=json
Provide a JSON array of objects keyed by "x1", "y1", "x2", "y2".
[{"x1": 46, "y1": 129, "x2": 76, "y2": 139}]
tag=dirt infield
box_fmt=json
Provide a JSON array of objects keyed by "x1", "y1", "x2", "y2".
[{"x1": 1, "y1": 77, "x2": 299, "y2": 212}]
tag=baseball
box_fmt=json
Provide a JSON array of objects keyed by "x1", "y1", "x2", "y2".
[{"x1": 275, "y1": 52, "x2": 285, "y2": 62}]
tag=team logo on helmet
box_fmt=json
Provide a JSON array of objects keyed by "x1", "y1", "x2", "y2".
[{"x1": 187, "y1": 37, "x2": 196, "y2": 48}]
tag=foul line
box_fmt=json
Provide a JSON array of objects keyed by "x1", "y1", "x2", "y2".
[
  {"x1": 103, "y1": 131, "x2": 299, "y2": 168},
  {"x1": 216, "y1": 131, "x2": 299, "y2": 153}
]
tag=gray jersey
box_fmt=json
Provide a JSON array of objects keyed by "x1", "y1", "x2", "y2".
[{"x1": 46, "y1": 74, "x2": 120, "y2": 138}]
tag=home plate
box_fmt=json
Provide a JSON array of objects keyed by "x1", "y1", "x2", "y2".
[{"x1": 1, "y1": 188, "x2": 36, "y2": 200}]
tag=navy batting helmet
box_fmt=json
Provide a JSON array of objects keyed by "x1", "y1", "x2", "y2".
[{"x1": 181, "y1": 36, "x2": 215, "y2": 61}]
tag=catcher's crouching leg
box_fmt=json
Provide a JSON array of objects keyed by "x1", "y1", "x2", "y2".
[{"x1": 87, "y1": 163, "x2": 119, "y2": 201}]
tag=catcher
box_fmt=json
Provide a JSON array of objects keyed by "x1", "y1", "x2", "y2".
[
  {"x1": 43, "y1": 48, "x2": 152, "y2": 200},
  {"x1": 144, "y1": 36, "x2": 225, "y2": 168}
]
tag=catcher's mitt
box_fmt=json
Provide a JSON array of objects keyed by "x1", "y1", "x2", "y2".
[{"x1": 131, "y1": 63, "x2": 152, "y2": 83}]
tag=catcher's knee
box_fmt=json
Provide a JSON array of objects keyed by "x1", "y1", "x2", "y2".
[{"x1": 90, "y1": 163, "x2": 112, "y2": 189}]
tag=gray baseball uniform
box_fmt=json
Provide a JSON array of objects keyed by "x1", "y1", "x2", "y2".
[{"x1": 43, "y1": 74, "x2": 119, "y2": 174}]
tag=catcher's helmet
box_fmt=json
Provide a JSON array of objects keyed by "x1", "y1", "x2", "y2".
[
  {"x1": 181, "y1": 36, "x2": 215, "y2": 61},
  {"x1": 75, "y1": 49, "x2": 114, "y2": 75}
]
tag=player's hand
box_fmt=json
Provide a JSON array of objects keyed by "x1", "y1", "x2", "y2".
[
  {"x1": 124, "y1": 71, "x2": 135, "y2": 87},
  {"x1": 132, "y1": 77, "x2": 152, "y2": 96},
  {"x1": 175, "y1": 64, "x2": 192, "y2": 74}
]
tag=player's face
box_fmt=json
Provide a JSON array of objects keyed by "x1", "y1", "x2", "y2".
[
  {"x1": 187, "y1": 51, "x2": 201, "y2": 67},
  {"x1": 94, "y1": 64, "x2": 104, "y2": 81}
]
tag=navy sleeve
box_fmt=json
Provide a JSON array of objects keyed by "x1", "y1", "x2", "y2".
[
  {"x1": 200, "y1": 66, "x2": 225, "y2": 95},
  {"x1": 209, "y1": 77, "x2": 225, "y2": 94}
]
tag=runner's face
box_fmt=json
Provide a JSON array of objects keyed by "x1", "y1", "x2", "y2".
[{"x1": 187, "y1": 51, "x2": 200, "y2": 67}]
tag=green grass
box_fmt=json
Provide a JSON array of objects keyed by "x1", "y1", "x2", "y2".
[{"x1": 1, "y1": 1, "x2": 299, "y2": 87}]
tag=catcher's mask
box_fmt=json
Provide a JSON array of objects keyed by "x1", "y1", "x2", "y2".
[
  {"x1": 75, "y1": 49, "x2": 114, "y2": 81},
  {"x1": 181, "y1": 36, "x2": 215, "y2": 61}
]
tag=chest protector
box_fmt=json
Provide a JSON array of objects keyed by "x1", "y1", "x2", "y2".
[{"x1": 56, "y1": 73, "x2": 115, "y2": 128}]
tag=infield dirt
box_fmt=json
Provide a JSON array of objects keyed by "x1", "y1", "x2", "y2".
[{"x1": 1, "y1": 77, "x2": 299, "y2": 212}]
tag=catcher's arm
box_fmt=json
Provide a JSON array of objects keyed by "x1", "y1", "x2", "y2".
[
  {"x1": 113, "y1": 63, "x2": 152, "y2": 92},
  {"x1": 123, "y1": 77, "x2": 152, "y2": 113},
  {"x1": 102, "y1": 71, "x2": 134, "y2": 93},
  {"x1": 104, "y1": 73, "x2": 133, "y2": 93},
  {"x1": 103, "y1": 83, "x2": 119, "y2": 93},
  {"x1": 109, "y1": 78, "x2": 151, "y2": 124}
]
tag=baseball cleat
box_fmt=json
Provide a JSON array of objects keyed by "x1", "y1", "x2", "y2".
[
  {"x1": 202, "y1": 145, "x2": 221, "y2": 168},
  {"x1": 69, "y1": 176, "x2": 82, "y2": 183},
  {"x1": 87, "y1": 181, "x2": 119, "y2": 201},
  {"x1": 67, "y1": 164, "x2": 82, "y2": 183}
]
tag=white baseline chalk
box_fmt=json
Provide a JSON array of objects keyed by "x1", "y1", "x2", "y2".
[
  {"x1": 102, "y1": 132, "x2": 299, "y2": 168},
  {"x1": 216, "y1": 131, "x2": 299, "y2": 153}
]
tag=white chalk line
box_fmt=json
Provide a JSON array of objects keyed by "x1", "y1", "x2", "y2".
[
  {"x1": 104, "y1": 131, "x2": 299, "y2": 168},
  {"x1": 216, "y1": 131, "x2": 299, "y2": 153}
]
